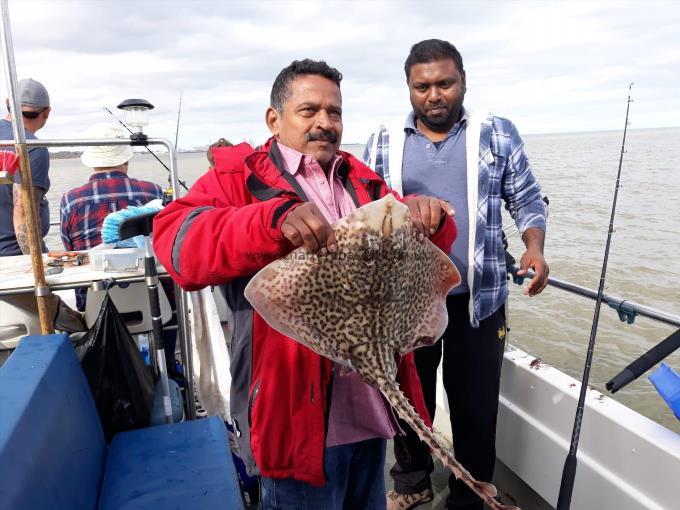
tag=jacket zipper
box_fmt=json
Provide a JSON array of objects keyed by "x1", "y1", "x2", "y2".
[
  {"x1": 322, "y1": 363, "x2": 335, "y2": 439},
  {"x1": 247, "y1": 377, "x2": 261, "y2": 427},
  {"x1": 319, "y1": 362, "x2": 334, "y2": 478}
]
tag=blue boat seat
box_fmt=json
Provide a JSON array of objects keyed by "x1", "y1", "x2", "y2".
[
  {"x1": 0, "y1": 332, "x2": 106, "y2": 510},
  {"x1": 0, "y1": 334, "x2": 244, "y2": 510}
]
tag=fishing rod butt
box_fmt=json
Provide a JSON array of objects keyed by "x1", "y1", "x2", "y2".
[
  {"x1": 556, "y1": 454, "x2": 577, "y2": 510},
  {"x1": 606, "y1": 328, "x2": 680, "y2": 393},
  {"x1": 605, "y1": 369, "x2": 634, "y2": 394}
]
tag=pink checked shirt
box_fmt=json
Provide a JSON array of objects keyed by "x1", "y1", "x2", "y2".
[{"x1": 277, "y1": 142, "x2": 398, "y2": 447}]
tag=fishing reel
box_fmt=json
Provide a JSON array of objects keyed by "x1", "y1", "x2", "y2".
[{"x1": 162, "y1": 187, "x2": 174, "y2": 206}]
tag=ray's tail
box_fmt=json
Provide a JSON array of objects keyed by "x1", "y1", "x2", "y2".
[{"x1": 380, "y1": 382, "x2": 520, "y2": 510}]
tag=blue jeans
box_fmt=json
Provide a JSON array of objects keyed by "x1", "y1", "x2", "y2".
[{"x1": 261, "y1": 438, "x2": 387, "y2": 510}]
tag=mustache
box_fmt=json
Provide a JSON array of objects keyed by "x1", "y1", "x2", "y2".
[
  {"x1": 425, "y1": 103, "x2": 448, "y2": 112},
  {"x1": 305, "y1": 129, "x2": 338, "y2": 143}
]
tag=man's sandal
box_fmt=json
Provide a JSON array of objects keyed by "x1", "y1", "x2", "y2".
[{"x1": 386, "y1": 488, "x2": 434, "y2": 510}]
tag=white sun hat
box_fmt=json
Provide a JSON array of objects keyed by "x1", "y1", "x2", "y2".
[{"x1": 80, "y1": 122, "x2": 133, "y2": 168}]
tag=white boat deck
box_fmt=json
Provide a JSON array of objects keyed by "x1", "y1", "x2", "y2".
[{"x1": 395, "y1": 344, "x2": 680, "y2": 509}]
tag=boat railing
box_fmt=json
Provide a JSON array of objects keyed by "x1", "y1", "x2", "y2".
[
  {"x1": 7, "y1": 138, "x2": 173, "y2": 230},
  {"x1": 0, "y1": 136, "x2": 196, "y2": 418},
  {"x1": 507, "y1": 264, "x2": 680, "y2": 328}
]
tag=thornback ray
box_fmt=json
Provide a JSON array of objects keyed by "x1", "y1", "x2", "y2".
[{"x1": 244, "y1": 194, "x2": 519, "y2": 510}]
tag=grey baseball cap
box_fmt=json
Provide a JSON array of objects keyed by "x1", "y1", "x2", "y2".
[{"x1": 18, "y1": 78, "x2": 50, "y2": 108}]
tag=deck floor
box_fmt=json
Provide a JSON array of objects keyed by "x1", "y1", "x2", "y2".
[
  {"x1": 384, "y1": 440, "x2": 552, "y2": 510},
  {"x1": 384, "y1": 440, "x2": 453, "y2": 509}
]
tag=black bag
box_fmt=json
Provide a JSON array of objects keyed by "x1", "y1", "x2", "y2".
[{"x1": 80, "y1": 292, "x2": 155, "y2": 441}]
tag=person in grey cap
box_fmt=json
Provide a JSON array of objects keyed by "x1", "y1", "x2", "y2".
[
  {"x1": 0, "y1": 79, "x2": 87, "y2": 335},
  {"x1": 0, "y1": 78, "x2": 52, "y2": 256}
]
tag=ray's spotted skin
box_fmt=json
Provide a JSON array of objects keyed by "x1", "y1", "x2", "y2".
[{"x1": 245, "y1": 195, "x2": 520, "y2": 510}]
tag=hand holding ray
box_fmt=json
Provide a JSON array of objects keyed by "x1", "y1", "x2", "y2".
[{"x1": 245, "y1": 194, "x2": 519, "y2": 510}]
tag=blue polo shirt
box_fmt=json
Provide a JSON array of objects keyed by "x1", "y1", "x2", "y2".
[
  {"x1": 0, "y1": 119, "x2": 50, "y2": 255},
  {"x1": 401, "y1": 110, "x2": 469, "y2": 295}
]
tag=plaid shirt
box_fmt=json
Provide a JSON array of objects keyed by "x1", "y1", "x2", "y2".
[
  {"x1": 364, "y1": 110, "x2": 546, "y2": 326},
  {"x1": 60, "y1": 171, "x2": 163, "y2": 251}
]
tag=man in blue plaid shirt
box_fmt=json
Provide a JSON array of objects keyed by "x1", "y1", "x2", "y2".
[
  {"x1": 60, "y1": 123, "x2": 163, "y2": 310},
  {"x1": 364, "y1": 40, "x2": 548, "y2": 510}
]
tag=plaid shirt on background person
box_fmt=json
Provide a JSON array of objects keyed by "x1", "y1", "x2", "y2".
[
  {"x1": 60, "y1": 171, "x2": 163, "y2": 251},
  {"x1": 364, "y1": 111, "x2": 547, "y2": 326}
]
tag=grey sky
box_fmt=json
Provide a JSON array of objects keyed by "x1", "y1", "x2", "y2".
[{"x1": 2, "y1": 0, "x2": 679, "y2": 149}]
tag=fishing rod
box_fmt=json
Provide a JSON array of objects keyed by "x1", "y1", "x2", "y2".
[
  {"x1": 103, "y1": 107, "x2": 189, "y2": 192},
  {"x1": 174, "y1": 91, "x2": 182, "y2": 151},
  {"x1": 555, "y1": 83, "x2": 634, "y2": 510},
  {"x1": 170, "y1": 92, "x2": 183, "y2": 191}
]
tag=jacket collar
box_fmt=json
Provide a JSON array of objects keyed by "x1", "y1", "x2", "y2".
[
  {"x1": 244, "y1": 137, "x2": 382, "y2": 205},
  {"x1": 89, "y1": 170, "x2": 129, "y2": 182}
]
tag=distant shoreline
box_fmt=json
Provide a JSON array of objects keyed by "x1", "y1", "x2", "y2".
[
  {"x1": 49, "y1": 149, "x2": 208, "y2": 160},
  {"x1": 46, "y1": 125, "x2": 680, "y2": 158}
]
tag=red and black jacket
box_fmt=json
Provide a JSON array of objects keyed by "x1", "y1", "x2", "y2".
[{"x1": 153, "y1": 137, "x2": 456, "y2": 486}]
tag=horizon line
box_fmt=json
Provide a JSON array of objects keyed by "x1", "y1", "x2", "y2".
[
  {"x1": 45, "y1": 124, "x2": 680, "y2": 153},
  {"x1": 340, "y1": 124, "x2": 680, "y2": 145}
]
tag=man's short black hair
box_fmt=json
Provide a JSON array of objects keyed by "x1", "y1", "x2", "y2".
[
  {"x1": 270, "y1": 59, "x2": 343, "y2": 112},
  {"x1": 404, "y1": 39, "x2": 464, "y2": 79}
]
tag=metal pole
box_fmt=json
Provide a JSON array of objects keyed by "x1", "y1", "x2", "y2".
[
  {"x1": 508, "y1": 267, "x2": 680, "y2": 328},
  {"x1": 164, "y1": 138, "x2": 196, "y2": 419},
  {"x1": 142, "y1": 235, "x2": 173, "y2": 424},
  {"x1": 0, "y1": 0, "x2": 53, "y2": 334}
]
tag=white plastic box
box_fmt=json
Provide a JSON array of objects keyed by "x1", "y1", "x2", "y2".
[{"x1": 89, "y1": 245, "x2": 145, "y2": 272}]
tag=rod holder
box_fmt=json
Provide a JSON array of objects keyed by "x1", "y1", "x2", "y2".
[{"x1": 609, "y1": 300, "x2": 637, "y2": 324}]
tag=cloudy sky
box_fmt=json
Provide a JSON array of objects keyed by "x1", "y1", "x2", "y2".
[{"x1": 2, "y1": 0, "x2": 679, "y2": 149}]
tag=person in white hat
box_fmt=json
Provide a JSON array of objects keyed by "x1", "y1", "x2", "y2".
[
  {"x1": 0, "y1": 78, "x2": 52, "y2": 256},
  {"x1": 59, "y1": 122, "x2": 164, "y2": 310}
]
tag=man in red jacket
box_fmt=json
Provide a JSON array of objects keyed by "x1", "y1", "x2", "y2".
[{"x1": 153, "y1": 59, "x2": 456, "y2": 510}]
